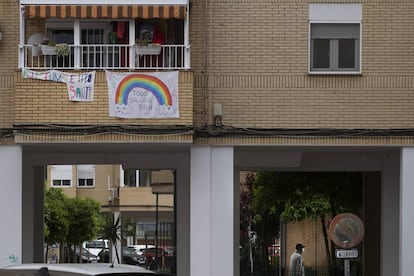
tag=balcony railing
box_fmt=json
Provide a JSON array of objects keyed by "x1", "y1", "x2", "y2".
[{"x1": 20, "y1": 44, "x2": 189, "y2": 70}]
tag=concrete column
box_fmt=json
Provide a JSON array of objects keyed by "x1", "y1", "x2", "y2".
[
  {"x1": 382, "y1": 152, "x2": 400, "y2": 276},
  {"x1": 190, "y1": 146, "x2": 234, "y2": 276},
  {"x1": 400, "y1": 148, "x2": 414, "y2": 276},
  {"x1": 0, "y1": 146, "x2": 22, "y2": 267},
  {"x1": 22, "y1": 162, "x2": 45, "y2": 263},
  {"x1": 363, "y1": 172, "x2": 381, "y2": 276}
]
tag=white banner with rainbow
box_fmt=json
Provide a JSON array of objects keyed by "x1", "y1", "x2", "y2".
[{"x1": 105, "y1": 70, "x2": 179, "y2": 119}]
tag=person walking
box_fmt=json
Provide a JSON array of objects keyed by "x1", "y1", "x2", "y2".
[{"x1": 289, "y1": 243, "x2": 305, "y2": 276}]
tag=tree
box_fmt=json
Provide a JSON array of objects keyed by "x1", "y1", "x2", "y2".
[
  {"x1": 240, "y1": 173, "x2": 255, "y2": 275},
  {"x1": 66, "y1": 197, "x2": 104, "y2": 262},
  {"x1": 44, "y1": 186, "x2": 69, "y2": 261},
  {"x1": 240, "y1": 173, "x2": 282, "y2": 276},
  {"x1": 122, "y1": 217, "x2": 137, "y2": 240},
  {"x1": 252, "y1": 171, "x2": 362, "y2": 271}
]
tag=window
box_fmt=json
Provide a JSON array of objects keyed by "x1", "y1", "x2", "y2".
[
  {"x1": 44, "y1": 22, "x2": 75, "y2": 67},
  {"x1": 309, "y1": 4, "x2": 362, "y2": 74},
  {"x1": 51, "y1": 165, "x2": 72, "y2": 187},
  {"x1": 77, "y1": 165, "x2": 95, "y2": 187},
  {"x1": 137, "y1": 221, "x2": 173, "y2": 239},
  {"x1": 123, "y1": 169, "x2": 152, "y2": 187},
  {"x1": 310, "y1": 23, "x2": 360, "y2": 72},
  {"x1": 139, "y1": 171, "x2": 152, "y2": 187}
]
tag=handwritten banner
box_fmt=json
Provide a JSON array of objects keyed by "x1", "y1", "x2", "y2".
[
  {"x1": 105, "y1": 70, "x2": 179, "y2": 118},
  {"x1": 22, "y1": 68, "x2": 95, "y2": 102}
]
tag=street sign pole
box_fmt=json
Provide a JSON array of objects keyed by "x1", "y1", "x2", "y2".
[
  {"x1": 335, "y1": 249, "x2": 358, "y2": 276},
  {"x1": 329, "y1": 213, "x2": 365, "y2": 276},
  {"x1": 344, "y1": 259, "x2": 350, "y2": 276}
]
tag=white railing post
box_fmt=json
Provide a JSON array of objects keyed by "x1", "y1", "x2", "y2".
[
  {"x1": 184, "y1": 5, "x2": 191, "y2": 69},
  {"x1": 129, "y1": 19, "x2": 136, "y2": 70},
  {"x1": 74, "y1": 20, "x2": 81, "y2": 69}
]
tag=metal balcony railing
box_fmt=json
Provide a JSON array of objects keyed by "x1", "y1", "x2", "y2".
[{"x1": 21, "y1": 44, "x2": 188, "y2": 70}]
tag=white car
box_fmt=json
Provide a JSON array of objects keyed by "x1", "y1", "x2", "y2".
[
  {"x1": 84, "y1": 239, "x2": 110, "y2": 257},
  {"x1": 0, "y1": 263, "x2": 156, "y2": 275}
]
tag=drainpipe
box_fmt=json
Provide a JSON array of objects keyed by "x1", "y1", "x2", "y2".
[
  {"x1": 19, "y1": 4, "x2": 25, "y2": 69},
  {"x1": 203, "y1": 0, "x2": 210, "y2": 126}
]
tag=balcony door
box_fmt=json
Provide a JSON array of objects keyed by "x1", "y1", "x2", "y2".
[{"x1": 80, "y1": 21, "x2": 114, "y2": 67}]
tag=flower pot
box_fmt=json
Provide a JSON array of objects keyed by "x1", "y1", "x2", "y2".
[
  {"x1": 41, "y1": 45, "x2": 57, "y2": 55},
  {"x1": 55, "y1": 43, "x2": 71, "y2": 57},
  {"x1": 32, "y1": 45, "x2": 42, "y2": 57},
  {"x1": 135, "y1": 44, "x2": 161, "y2": 55}
]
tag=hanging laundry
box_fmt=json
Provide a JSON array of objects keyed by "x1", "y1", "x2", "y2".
[{"x1": 116, "y1": 22, "x2": 125, "y2": 39}]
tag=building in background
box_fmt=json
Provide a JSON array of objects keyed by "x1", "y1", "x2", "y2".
[{"x1": 48, "y1": 165, "x2": 175, "y2": 248}]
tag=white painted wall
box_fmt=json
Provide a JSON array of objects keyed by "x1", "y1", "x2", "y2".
[
  {"x1": 190, "y1": 146, "x2": 234, "y2": 276},
  {"x1": 400, "y1": 148, "x2": 414, "y2": 276},
  {"x1": 0, "y1": 146, "x2": 22, "y2": 267}
]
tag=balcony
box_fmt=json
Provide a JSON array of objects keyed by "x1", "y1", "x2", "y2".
[{"x1": 21, "y1": 43, "x2": 189, "y2": 70}]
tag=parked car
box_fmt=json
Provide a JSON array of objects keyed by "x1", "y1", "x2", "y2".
[
  {"x1": 122, "y1": 247, "x2": 141, "y2": 265},
  {"x1": 98, "y1": 248, "x2": 110, "y2": 263},
  {"x1": 76, "y1": 247, "x2": 100, "y2": 263},
  {"x1": 125, "y1": 245, "x2": 156, "y2": 266},
  {"x1": 98, "y1": 247, "x2": 147, "y2": 266},
  {"x1": 84, "y1": 239, "x2": 109, "y2": 257},
  {"x1": 141, "y1": 247, "x2": 175, "y2": 271},
  {"x1": 127, "y1": 244, "x2": 156, "y2": 255},
  {"x1": 0, "y1": 263, "x2": 156, "y2": 275},
  {"x1": 137, "y1": 254, "x2": 147, "y2": 266}
]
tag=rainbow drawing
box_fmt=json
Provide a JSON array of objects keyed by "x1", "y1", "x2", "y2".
[{"x1": 115, "y1": 74, "x2": 173, "y2": 106}]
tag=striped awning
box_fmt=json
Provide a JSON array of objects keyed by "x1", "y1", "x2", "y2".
[{"x1": 25, "y1": 5, "x2": 186, "y2": 19}]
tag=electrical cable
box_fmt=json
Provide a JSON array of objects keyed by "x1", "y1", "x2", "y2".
[{"x1": 3, "y1": 124, "x2": 414, "y2": 141}]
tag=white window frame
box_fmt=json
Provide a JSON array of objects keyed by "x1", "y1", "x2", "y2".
[
  {"x1": 77, "y1": 164, "x2": 95, "y2": 188},
  {"x1": 123, "y1": 169, "x2": 152, "y2": 187},
  {"x1": 138, "y1": 170, "x2": 152, "y2": 187},
  {"x1": 308, "y1": 4, "x2": 362, "y2": 75},
  {"x1": 51, "y1": 165, "x2": 72, "y2": 187},
  {"x1": 310, "y1": 22, "x2": 361, "y2": 73}
]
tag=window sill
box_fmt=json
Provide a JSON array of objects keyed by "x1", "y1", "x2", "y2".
[
  {"x1": 308, "y1": 70, "x2": 362, "y2": 76},
  {"x1": 51, "y1": 186, "x2": 72, "y2": 188}
]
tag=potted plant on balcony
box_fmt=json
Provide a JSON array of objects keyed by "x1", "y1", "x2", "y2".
[
  {"x1": 55, "y1": 43, "x2": 71, "y2": 57},
  {"x1": 135, "y1": 34, "x2": 161, "y2": 56},
  {"x1": 40, "y1": 37, "x2": 57, "y2": 55}
]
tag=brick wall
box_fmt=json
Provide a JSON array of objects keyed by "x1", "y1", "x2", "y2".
[
  {"x1": 13, "y1": 71, "x2": 193, "y2": 125},
  {"x1": 286, "y1": 219, "x2": 329, "y2": 269},
  {"x1": 2, "y1": 0, "x2": 414, "y2": 130},
  {"x1": 0, "y1": 0, "x2": 19, "y2": 128},
  {"x1": 190, "y1": 0, "x2": 414, "y2": 128}
]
